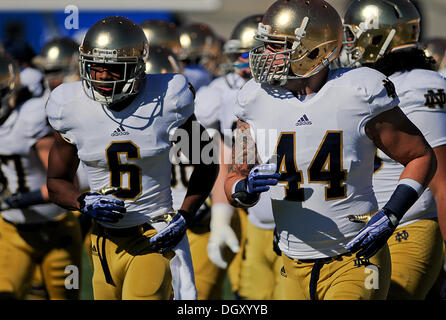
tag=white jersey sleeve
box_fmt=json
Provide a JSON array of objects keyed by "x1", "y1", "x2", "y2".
[
  {"x1": 45, "y1": 84, "x2": 80, "y2": 145},
  {"x1": 166, "y1": 74, "x2": 195, "y2": 140}
]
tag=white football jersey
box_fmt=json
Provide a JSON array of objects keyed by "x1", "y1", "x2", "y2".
[
  {"x1": 0, "y1": 91, "x2": 66, "y2": 224},
  {"x1": 439, "y1": 67, "x2": 446, "y2": 78},
  {"x1": 236, "y1": 67, "x2": 399, "y2": 259},
  {"x1": 373, "y1": 69, "x2": 446, "y2": 227},
  {"x1": 46, "y1": 74, "x2": 194, "y2": 228},
  {"x1": 184, "y1": 65, "x2": 212, "y2": 92}
]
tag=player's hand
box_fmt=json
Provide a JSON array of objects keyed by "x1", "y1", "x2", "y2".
[
  {"x1": 247, "y1": 163, "x2": 281, "y2": 194},
  {"x1": 77, "y1": 192, "x2": 126, "y2": 223},
  {"x1": 346, "y1": 209, "x2": 397, "y2": 259},
  {"x1": 207, "y1": 203, "x2": 239, "y2": 269},
  {"x1": 149, "y1": 211, "x2": 188, "y2": 253}
]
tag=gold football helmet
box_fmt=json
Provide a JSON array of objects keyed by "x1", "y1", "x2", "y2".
[
  {"x1": 178, "y1": 23, "x2": 219, "y2": 64},
  {"x1": 0, "y1": 53, "x2": 20, "y2": 122},
  {"x1": 145, "y1": 45, "x2": 183, "y2": 74},
  {"x1": 79, "y1": 16, "x2": 149, "y2": 106},
  {"x1": 223, "y1": 14, "x2": 263, "y2": 71},
  {"x1": 249, "y1": 0, "x2": 343, "y2": 85},
  {"x1": 341, "y1": 0, "x2": 420, "y2": 67},
  {"x1": 33, "y1": 37, "x2": 80, "y2": 87},
  {"x1": 421, "y1": 38, "x2": 446, "y2": 71},
  {"x1": 139, "y1": 20, "x2": 182, "y2": 56}
]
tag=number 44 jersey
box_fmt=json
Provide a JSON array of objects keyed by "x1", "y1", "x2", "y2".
[
  {"x1": 46, "y1": 73, "x2": 194, "y2": 228},
  {"x1": 235, "y1": 67, "x2": 399, "y2": 260}
]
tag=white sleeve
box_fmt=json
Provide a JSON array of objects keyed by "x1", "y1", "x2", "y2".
[
  {"x1": 409, "y1": 110, "x2": 446, "y2": 148},
  {"x1": 45, "y1": 87, "x2": 77, "y2": 145},
  {"x1": 358, "y1": 76, "x2": 400, "y2": 136}
]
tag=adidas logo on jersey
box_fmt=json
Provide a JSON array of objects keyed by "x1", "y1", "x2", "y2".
[
  {"x1": 295, "y1": 114, "x2": 312, "y2": 126},
  {"x1": 111, "y1": 126, "x2": 129, "y2": 136}
]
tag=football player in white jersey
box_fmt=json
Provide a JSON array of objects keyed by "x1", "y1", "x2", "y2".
[
  {"x1": 341, "y1": 0, "x2": 446, "y2": 299},
  {"x1": 0, "y1": 52, "x2": 83, "y2": 300},
  {"x1": 45, "y1": 16, "x2": 218, "y2": 300},
  {"x1": 178, "y1": 23, "x2": 218, "y2": 92},
  {"x1": 224, "y1": 0, "x2": 437, "y2": 300},
  {"x1": 200, "y1": 14, "x2": 287, "y2": 299}
]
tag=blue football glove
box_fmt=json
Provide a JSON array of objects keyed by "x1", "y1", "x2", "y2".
[
  {"x1": 77, "y1": 192, "x2": 126, "y2": 223},
  {"x1": 247, "y1": 163, "x2": 281, "y2": 194},
  {"x1": 232, "y1": 163, "x2": 280, "y2": 207},
  {"x1": 149, "y1": 211, "x2": 188, "y2": 253},
  {"x1": 346, "y1": 209, "x2": 398, "y2": 259}
]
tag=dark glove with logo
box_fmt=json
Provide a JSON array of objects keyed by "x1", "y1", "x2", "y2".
[
  {"x1": 149, "y1": 210, "x2": 190, "y2": 253},
  {"x1": 346, "y1": 208, "x2": 397, "y2": 259},
  {"x1": 77, "y1": 192, "x2": 126, "y2": 223}
]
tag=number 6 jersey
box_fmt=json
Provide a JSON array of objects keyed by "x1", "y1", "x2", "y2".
[
  {"x1": 46, "y1": 73, "x2": 194, "y2": 228},
  {"x1": 235, "y1": 67, "x2": 399, "y2": 260}
]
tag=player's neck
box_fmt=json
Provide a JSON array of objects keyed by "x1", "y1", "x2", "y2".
[{"x1": 284, "y1": 67, "x2": 329, "y2": 97}]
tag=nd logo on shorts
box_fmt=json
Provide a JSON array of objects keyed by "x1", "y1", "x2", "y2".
[{"x1": 353, "y1": 257, "x2": 380, "y2": 290}]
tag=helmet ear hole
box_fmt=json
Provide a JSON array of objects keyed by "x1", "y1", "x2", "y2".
[
  {"x1": 308, "y1": 48, "x2": 319, "y2": 60},
  {"x1": 372, "y1": 35, "x2": 383, "y2": 45}
]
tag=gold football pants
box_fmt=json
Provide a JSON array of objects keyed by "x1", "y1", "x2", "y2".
[
  {"x1": 282, "y1": 245, "x2": 391, "y2": 300},
  {"x1": 187, "y1": 221, "x2": 226, "y2": 300},
  {"x1": 227, "y1": 208, "x2": 248, "y2": 297},
  {"x1": 387, "y1": 219, "x2": 443, "y2": 300},
  {"x1": 90, "y1": 222, "x2": 173, "y2": 300},
  {"x1": 237, "y1": 220, "x2": 286, "y2": 299},
  {"x1": 0, "y1": 212, "x2": 82, "y2": 299}
]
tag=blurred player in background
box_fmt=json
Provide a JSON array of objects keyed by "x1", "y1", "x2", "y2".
[
  {"x1": 0, "y1": 51, "x2": 82, "y2": 300},
  {"x1": 341, "y1": 0, "x2": 446, "y2": 300},
  {"x1": 140, "y1": 19, "x2": 183, "y2": 58},
  {"x1": 3, "y1": 24, "x2": 44, "y2": 101},
  {"x1": 179, "y1": 23, "x2": 219, "y2": 91},
  {"x1": 422, "y1": 38, "x2": 446, "y2": 78}
]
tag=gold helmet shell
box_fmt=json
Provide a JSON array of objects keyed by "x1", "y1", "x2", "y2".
[
  {"x1": 139, "y1": 20, "x2": 182, "y2": 56},
  {"x1": 33, "y1": 37, "x2": 80, "y2": 85},
  {"x1": 342, "y1": 0, "x2": 420, "y2": 67},
  {"x1": 421, "y1": 38, "x2": 446, "y2": 71},
  {"x1": 79, "y1": 16, "x2": 149, "y2": 106},
  {"x1": 224, "y1": 14, "x2": 264, "y2": 56},
  {"x1": 145, "y1": 45, "x2": 183, "y2": 74},
  {"x1": 178, "y1": 23, "x2": 218, "y2": 62},
  {"x1": 249, "y1": 0, "x2": 343, "y2": 85},
  {"x1": 0, "y1": 53, "x2": 20, "y2": 121}
]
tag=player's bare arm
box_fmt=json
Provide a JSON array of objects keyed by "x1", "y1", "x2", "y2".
[
  {"x1": 427, "y1": 145, "x2": 446, "y2": 239},
  {"x1": 176, "y1": 114, "x2": 219, "y2": 224},
  {"x1": 47, "y1": 131, "x2": 81, "y2": 210},
  {"x1": 365, "y1": 107, "x2": 436, "y2": 188}
]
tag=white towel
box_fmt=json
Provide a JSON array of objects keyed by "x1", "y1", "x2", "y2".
[
  {"x1": 151, "y1": 221, "x2": 197, "y2": 300},
  {"x1": 170, "y1": 233, "x2": 197, "y2": 300}
]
